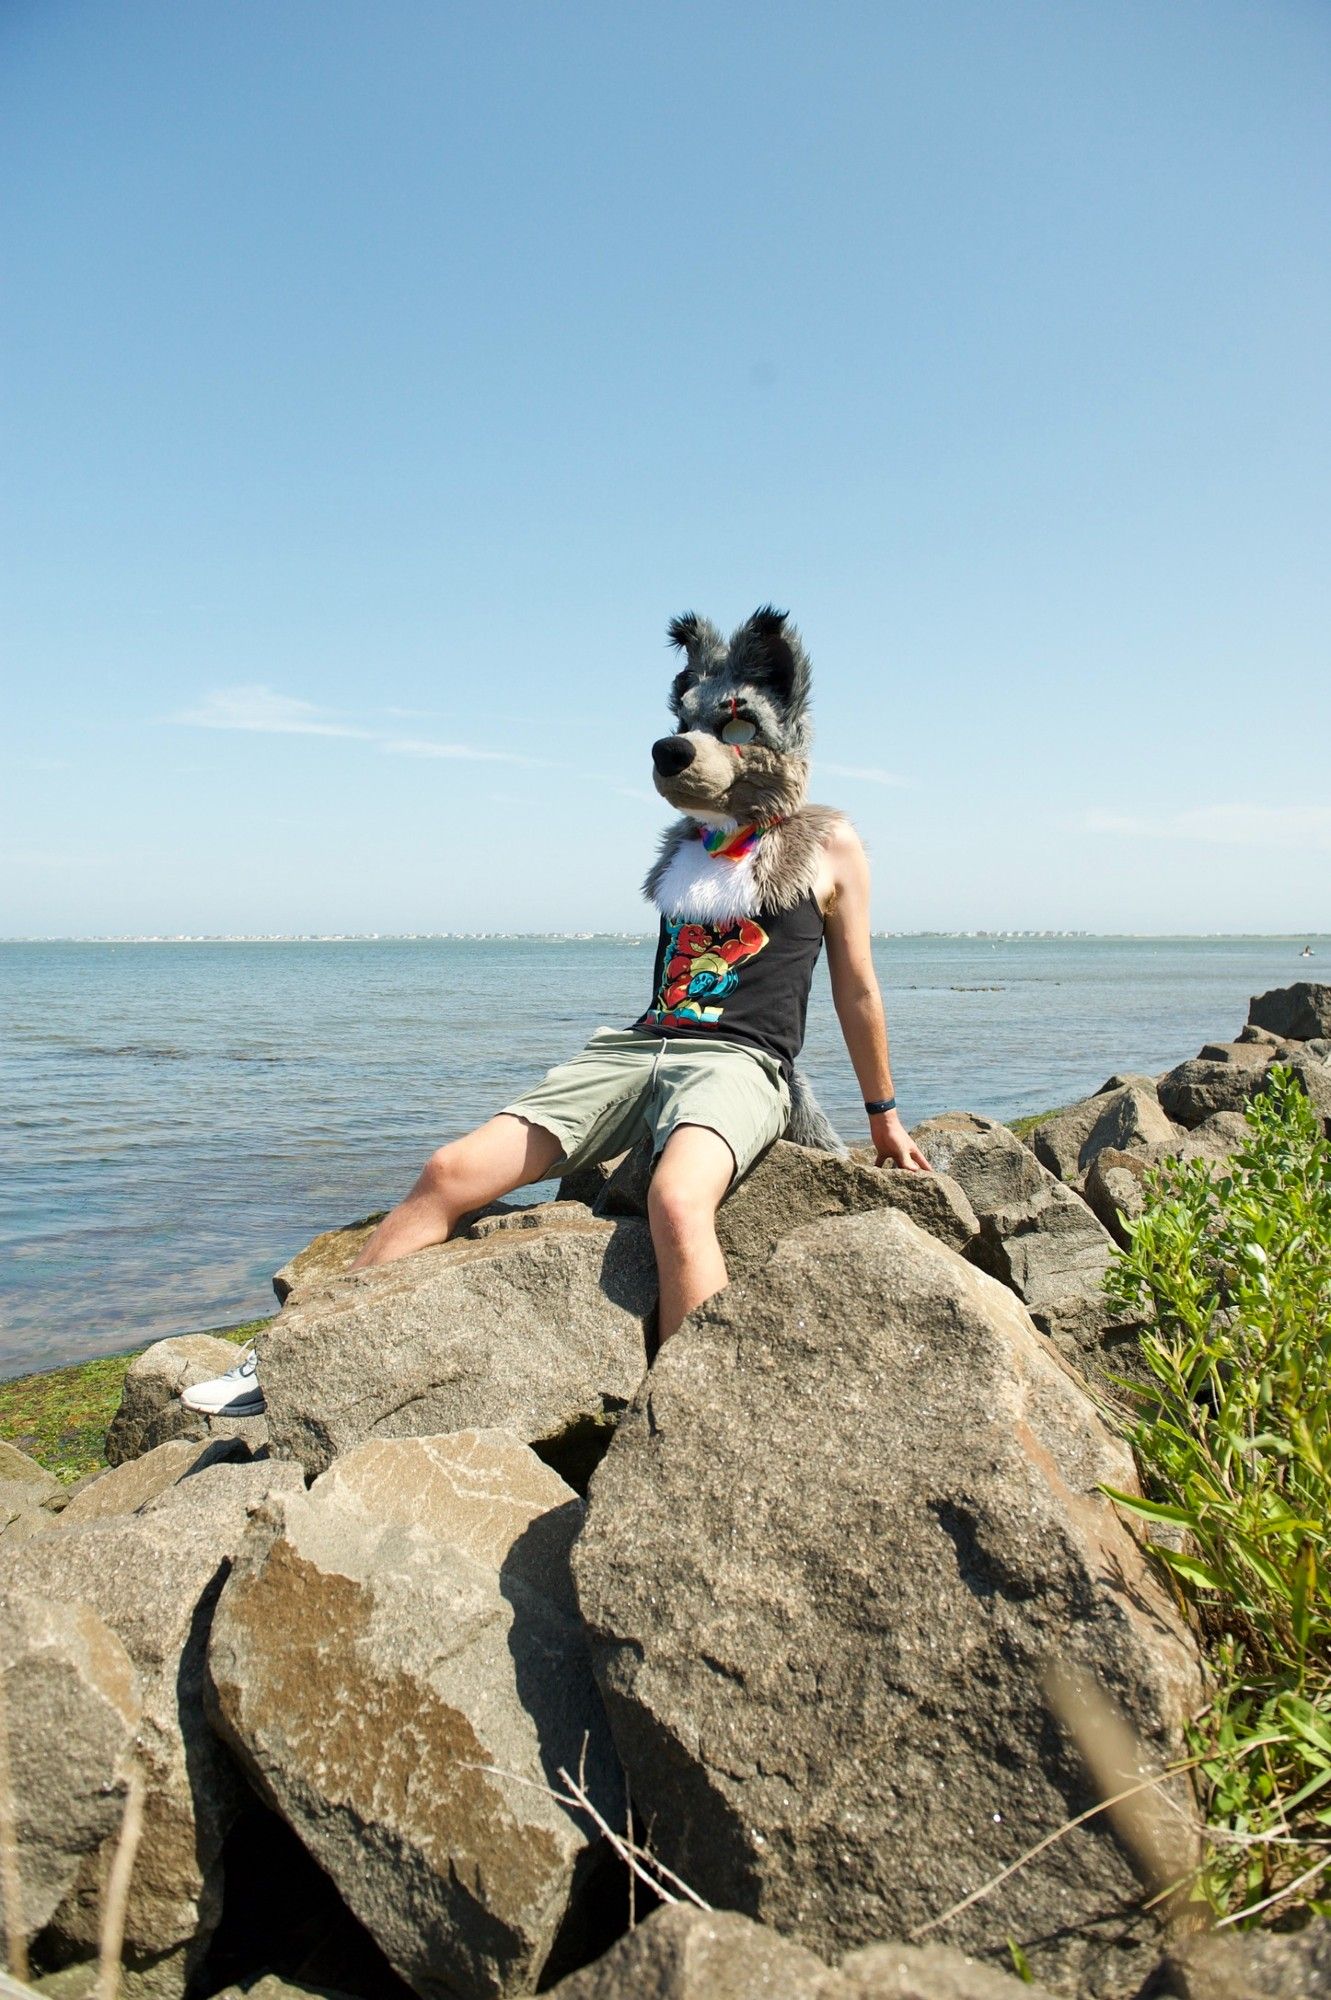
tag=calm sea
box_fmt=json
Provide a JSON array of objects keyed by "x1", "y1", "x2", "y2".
[{"x1": 1, "y1": 935, "x2": 1323, "y2": 1378}]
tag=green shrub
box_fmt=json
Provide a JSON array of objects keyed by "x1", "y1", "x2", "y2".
[{"x1": 1104, "y1": 1065, "x2": 1331, "y2": 1923}]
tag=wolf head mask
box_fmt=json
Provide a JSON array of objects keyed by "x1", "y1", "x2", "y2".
[{"x1": 650, "y1": 605, "x2": 813, "y2": 821}]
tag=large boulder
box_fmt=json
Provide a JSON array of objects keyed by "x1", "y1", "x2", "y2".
[
  {"x1": 208, "y1": 1431, "x2": 621, "y2": 2000},
  {"x1": 573, "y1": 1211, "x2": 1200, "y2": 1998},
  {"x1": 0, "y1": 1591, "x2": 141, "y2": 1948},
  {"x1": 1028, "y1": 1085, "x2": 1178, "y2": 1188},
  {"x1": 1082, "y1": 1149, "x2": 1149, "y2": 1246},
  {"x1": 911, "y1": 1115, "x2": 1130, "y2": 1379},
  {"x1": 1248, "y1": 980, "x2": 1331, "y2": 1042},
  {"x1": 1156, "y1": 1059, "x2": 1266, "y2": 1129},
  {"x1": 260, "y1": 1221, "x2": 655, "y2": 1480},
  {"x1": 0, "y1": 1459, "x2": 304, "y2": 1997},
  {"x1": 0, "y1": 1440, "x2": 66, "y2": 1539},
  {"x1": 105, "y1": 1336, "x2": 267, "y2": 1466},
  {"x1": 593, "y1": 1141, "x2": 979, "y2": 1263}
]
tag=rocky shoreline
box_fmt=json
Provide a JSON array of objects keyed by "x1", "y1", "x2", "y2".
[{"x1": 2, "y1": 982, "x2": 1330, "y2": 2000}]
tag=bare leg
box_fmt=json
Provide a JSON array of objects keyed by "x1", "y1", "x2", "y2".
[
  {"x1": 351, "y1": 1115, "x2": 564, "y2": 1270},
  {"x1": 647, "y1": 1124, "x2": 736, "y2": 1343}
]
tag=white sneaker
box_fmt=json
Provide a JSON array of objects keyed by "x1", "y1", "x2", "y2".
[{"x1": 180, "y1": 1346, "x2": 266, "y2": 1417}]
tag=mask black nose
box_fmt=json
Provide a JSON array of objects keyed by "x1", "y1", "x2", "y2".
[{"x1": 652, "y1": 735, "x2": 696, "y2": 778}]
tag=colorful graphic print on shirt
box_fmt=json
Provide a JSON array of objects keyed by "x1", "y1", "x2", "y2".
[{"x1": 644, "y1": 915, "x2": 770, "y2": 1028}]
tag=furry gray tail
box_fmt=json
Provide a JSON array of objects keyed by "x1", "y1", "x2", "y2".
[{"x1": 785, "y1": 1069, "x2": 847, "y2": 1155}]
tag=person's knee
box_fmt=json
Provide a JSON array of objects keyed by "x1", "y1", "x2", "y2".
[
  {"x1": 648, "y1": 1169, "x2": 720, "y2": 1245},
  {"x1": 419, "y1": 1138, "x2": 469, "y2": 1205}
]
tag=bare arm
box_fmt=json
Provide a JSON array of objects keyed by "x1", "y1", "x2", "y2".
[{"x1": 822, "y1": 822, "x2": 931, "y2": 1171}]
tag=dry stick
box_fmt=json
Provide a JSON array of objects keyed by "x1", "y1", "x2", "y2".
[
  {"x1": 0, "y1": 1670, "x2": 27, "y2": 1984},
  {"x1": 464, "y1": 1760, "x2": 712, "y2": 1913},
  {"x1": 95, "y1": 1762, "x2": 146, "y2": 2000},
  {"x1": 625, "y1": 1772, "x2": 636, "y2": 1931},
  {"x1": 910, "y1": 1762, "x2": 1201, "y2": 1942}
]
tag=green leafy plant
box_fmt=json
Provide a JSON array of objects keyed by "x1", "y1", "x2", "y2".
[{"x1": 1104, "y1": 1065, "x2": 1331, "y2": 1924}]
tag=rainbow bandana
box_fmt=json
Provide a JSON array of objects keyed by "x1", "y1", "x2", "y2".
[{"x1": 697, "y1": 818, "x2": 784, "y2": 862}]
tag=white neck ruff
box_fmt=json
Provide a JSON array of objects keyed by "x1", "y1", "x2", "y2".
[{"x1": 652, "y1": 833, "x2": 761, "y2": 921}]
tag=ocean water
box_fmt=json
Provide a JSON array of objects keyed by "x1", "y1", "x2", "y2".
[{"x1": 1, "y1": 934, "x2": 1323, "y2": 1378}]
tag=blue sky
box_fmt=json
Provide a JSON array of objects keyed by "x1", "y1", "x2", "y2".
[{"x1": 3, "y1": 1, "x2": 1328, "y2": 936}]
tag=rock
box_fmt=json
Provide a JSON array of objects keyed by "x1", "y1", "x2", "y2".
[
  {"x1": 979, "y1": 1183, "x2": 1132, "y2": 1379},
  {"x1": 0, "y1": 1440, "x2": 66, "y2": 1538},
  {"x1": 838, "y1": 1939, "x2": 1059, "y2": 1997},
  {"x1": 1162, "y1": 1917, "x2": 1331, "y2": 1998},
  {"x1": 0, "y1": 1590, "x2": 141, "y2": 1947},
  {"x1": 1285, "y1": 1050, "x2": 1331, "y2": 1133},
  {"x1": 105, "y1": 1336, "x2": 268, "y2": 1467},
  {"x1": 204, "y1": 1981, "x2": 363, "y2": 2000},
  {"x1": 1248, "y1": 980, "x2": 1331, "y2": 1042},
  {"x1": 574, "y1": 1210, "x2": 1200, "y2": 1998},
  {"x1": 1082, "y1": 1149, "x2": 1149, "y2": 1246},
  {"x1": 1196, "y1": 1041, "x2": 1270, "y2": 1066},
  {"x1": 1179, "y1": 1110, "x2": 1249, "y2": 1161},
  {"x1": 1236, "y1": 1022, "x2": 1282, "y2": 1046},
  {"x1": 272, "y1": 1215, "x2": 384, "y2": 1302},
  {"x1": 208, "y1": 1431, "x2": 621, "y2": 2000},
  {"x1": 592, "y1": 1138, "x2": 656, "y2": 1218},
  {"x1": 260, "y1": 1221, "x2": 655, "y2": 1480},
  {"x1": 1156, "y1": 1059, "x2": 1267, "y2": 1129},
  {"x1": 912, "y1": 1115, "x2": 1131, "y2": 1379},
  {"x1": 544, "y1": 1904, "x2": 841, "y2": 1998},
  {"x1": 722, "y1": 1140, "x2": 979, "y2": 1264},
  {"x1": 462, "y1": 1201, "x2": 618, "y2": 1244},
  {"x1": 558, "y1": 1154, "x2": 629, "y2": 1207},
  {"x1": 1029, "y1": 1086, "x2": 1177, "y2": 1187},
  {"x1": 58, "y1": 1438, "x2": 251, "y2": 1527},
  {"x1": 909, "y1": 1114, "x2": 1050, "y2": 1223},
  {"x1": 0, "y1": 1459, "x2": 304, "y2": 1997}
]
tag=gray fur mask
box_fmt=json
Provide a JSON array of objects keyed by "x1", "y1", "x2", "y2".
[{"x1": 651, "y1": 605, "x2": 813, "y2": 819}]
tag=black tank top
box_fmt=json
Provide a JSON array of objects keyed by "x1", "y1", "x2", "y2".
[{"x1": 632, "y1": 891, "x2": 825, "y2": 1083}]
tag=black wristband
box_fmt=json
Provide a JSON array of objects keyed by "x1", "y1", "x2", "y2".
[{"x1": 864, "y1": 1097, "x2": 897, "y2": 1116}]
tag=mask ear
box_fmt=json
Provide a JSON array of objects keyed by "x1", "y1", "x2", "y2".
[
  {"x1": 666, "y1": 611, "x2": 724, "y2": 715},
  {"x1": 733, "y1": 605, "x2": 811, "y2": 718}
]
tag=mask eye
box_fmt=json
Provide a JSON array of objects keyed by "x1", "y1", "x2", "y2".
[{"x1": 720, "y1": 717, "x2": 757, "y2": 745}]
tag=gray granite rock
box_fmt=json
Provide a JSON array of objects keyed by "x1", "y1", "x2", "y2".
[
  {"x1": 574, "y1": 1210, "x2": 1200, "y2": 1999},
  {"x1": 838, "y1": 1939, "x2": 1060, "y2": 1997},
  {"x1": 1083, "y1": 1148, "x2": 1149, "y2": 1246},
  {"x1": 1248, "y1": 980, "x2": 1331, "y2": 1042},
  {"x1": 58, "y1": 1438, "x2": 251, "y2": 1527},
  {"x1": 105, "y1": 1336, "x2": 268, "y2": 1467},
  {"x1": 0, "y1": 1460, "x2": 304, "y2": 1998},
  {"x1": 0, "y1": 1590, "x2": 141, "y2": 1948},
  {"x1": 208, "y1": 1431, "x2": 620, "y2": 2000},
  {"x1": 1030, "y1": 1085, "x2": 1177, "y2": 1187},
  {"x1": 260, "y1": 1221, "x2": 654, "y2": 1479},
  {"x1": 1156, "y1": 1059, "x2": 1267, "y2": 1129}
]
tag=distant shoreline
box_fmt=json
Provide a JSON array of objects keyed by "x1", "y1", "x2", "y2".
[{"x1": 4, "y1": 932, "x2": 1329, "y2": 947}]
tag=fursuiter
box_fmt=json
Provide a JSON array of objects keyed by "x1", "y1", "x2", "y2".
[{"x1": 644, "y1": 605, "x2": 847, "y2": 1153}]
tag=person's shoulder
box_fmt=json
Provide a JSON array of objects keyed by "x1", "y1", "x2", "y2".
[{"x1": 803, "y1": 804, "x2": 864, "y2": 866}]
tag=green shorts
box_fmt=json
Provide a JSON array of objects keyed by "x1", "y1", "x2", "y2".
[{"x1": 500, "y1": 1026, "x2": 790, "y2": 1184}]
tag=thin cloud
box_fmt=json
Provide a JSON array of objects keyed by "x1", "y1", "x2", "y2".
[
  {"x1": 380, "y1": 736, "x2": 546, "y2": 767},
  {"x1": 174, "y1": 687, "x2": 374, "y2": 739},
  {"x1": 174, "y1": 686, "x2": 542, "y2": 765},
  {"x1": 1086, "y1": 805, "x2": 1331, "y2": 850},
  {"x1": 817, "y1": 761, "x2": 908, "y2": 787}
]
